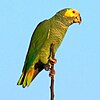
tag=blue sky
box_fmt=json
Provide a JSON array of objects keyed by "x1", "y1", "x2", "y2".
[{"x1": 0, "y1": 0, "x2": 100, "y2": 100}]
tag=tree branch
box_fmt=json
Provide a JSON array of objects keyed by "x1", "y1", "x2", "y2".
[{"x1": 49, "y1": 43, "x2": 55, "y2": 100}]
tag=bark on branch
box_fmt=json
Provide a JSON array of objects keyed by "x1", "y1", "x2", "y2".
[{"x1": 49, "y1": 43, "x2": 55, "y2": 100}]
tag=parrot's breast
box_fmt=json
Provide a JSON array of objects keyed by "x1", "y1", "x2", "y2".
[{"x1": 39, "y1": 20, "x2": 68, "y2": 64}]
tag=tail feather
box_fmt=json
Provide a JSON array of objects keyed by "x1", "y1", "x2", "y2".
[
  {"x1": 26, "y1": 69, "x2": 39, "y2": 86},
  {"x1": 17, "y1": 68, "x2": 40, "y2": 88},
  {"x1": 17, "y1": 62, "x2": 44, "y2": 88},
  {"x1": 17, "y1": 72, "x2": 25, "y2": 85}
]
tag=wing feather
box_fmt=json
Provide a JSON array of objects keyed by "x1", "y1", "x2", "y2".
[{"x1": 23, "y1": 20, "x2": 50, "y2": 71}]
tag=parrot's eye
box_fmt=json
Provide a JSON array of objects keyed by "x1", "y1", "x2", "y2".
[{"x1": 72, "y1": 10, "x2": 76, "y2": 14}]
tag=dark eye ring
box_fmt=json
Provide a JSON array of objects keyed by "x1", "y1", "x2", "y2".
[{"x1": 72, "y1": 10, "x2": 76, "y2": 14}]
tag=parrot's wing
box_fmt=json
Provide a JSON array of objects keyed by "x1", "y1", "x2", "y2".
[{"x1": 23, "y1": 20, "x2": 50, "y2": 71}]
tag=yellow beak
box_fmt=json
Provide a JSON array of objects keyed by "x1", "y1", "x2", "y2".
[{"x1": 74, "y1": 15, "x2": 82, "y2": 24}]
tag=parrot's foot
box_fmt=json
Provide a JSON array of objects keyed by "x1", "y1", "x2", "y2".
[
  {"x1": 49, "y1": 58, "x2": 57, "y2": 65},
  {"x1": 44, "y1": 64, "x2": 50, "y2": 71},
  {"x1": 49, "y1": 68, "x2": 56, "y2": 77},
  {"x1": 49, "y1": 58, "x2": 56, "y2": 77},
  {"x1": 44, "y1": 58, "x2": 57, "y2": 71}
]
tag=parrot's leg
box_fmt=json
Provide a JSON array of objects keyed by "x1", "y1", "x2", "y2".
[
  {"x1": 49, "y1": 67, "x2": 56, "y2": 76},
  {"x1": 49, "y1": 57, "x2": 57, "y2": 65},
  {"x1": 49, "y1": 58, "x2": 56, "y2": 76},
  {"x1": 44, "y1": 58, "x2": 57, "y2": 71},
  {"x1": 44, "y1": 43, "x2": 57, "y2": 72},
  {"x1": 44, "y1": 63, "x2": 51, "y2": 71},
  {"x1": 49, "y1": 43, "x2": 56, "y2": 77},
  {"x1": 49, "y1": 43, "x2": 57, "y2": 65}
]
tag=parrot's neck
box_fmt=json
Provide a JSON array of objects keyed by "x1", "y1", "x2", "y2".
[
  {"x1": 50, "y1": 16, "x2": 68, "y2": 33},
  {"x1": 49, "y1": 16, "x2": 69, "y2": 44},
  {"x1": 51, "y1": 13, "x2": 74, "y2": 27}
]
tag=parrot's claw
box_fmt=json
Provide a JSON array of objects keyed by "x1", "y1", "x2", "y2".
[
  {"x1": 49, "y1": 68, "x2": 56, "y2": 77},
  {"x1": 49, "y1": 58, "x2": 57, "y2": 65},
  {"x1": 49, "y1": 58, "x2": 56, "y2": 77},
  {"x1": 44, "y1": 58, "x2": 57, "y2": 71},
  {"x1": 44, "y1": 64, "x2": 50, "y2": 71}
]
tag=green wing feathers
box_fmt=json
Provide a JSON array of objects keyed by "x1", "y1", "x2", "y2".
[
  {"x1": 23, "y1": 20, "x2": 50, "y2": 71},
  {"x1": 17, "y1": 20, "x2": 50, "y2": 87}
]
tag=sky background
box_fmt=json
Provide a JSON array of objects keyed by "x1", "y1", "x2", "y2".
[{"x1": 0, "y1": 0, "x2": 100, "y2": 100}]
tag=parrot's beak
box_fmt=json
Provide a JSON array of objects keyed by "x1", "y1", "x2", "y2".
[
  {"x1": 79, "y1": 16, "x2": 82, "y2": 24},
  {"x1": 73, "y1": 15, "x2": 82, "y2": 24}
]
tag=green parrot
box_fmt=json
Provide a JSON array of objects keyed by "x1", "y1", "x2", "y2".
[{"x1": 17, "y1": 8, "x2": 81, "y2": 88}]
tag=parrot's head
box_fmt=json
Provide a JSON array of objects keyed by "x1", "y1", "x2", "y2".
[{"x1": 55, "y1": 8, "x2": 82, "y2": 26}]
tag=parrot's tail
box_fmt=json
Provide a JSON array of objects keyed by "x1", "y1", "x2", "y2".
[{"x1": 17, "y1": 63, "x2": 44, "y2": 88}]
